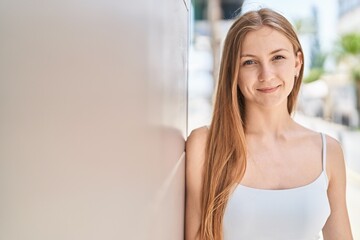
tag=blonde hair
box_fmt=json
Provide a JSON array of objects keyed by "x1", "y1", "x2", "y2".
[{"x1": 199, "y1": 8, "x2": 304, "y2": 240}]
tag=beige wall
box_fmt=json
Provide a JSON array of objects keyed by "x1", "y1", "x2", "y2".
[{"x1": 0, "y1": 0, "x2": 188, "y2": 239}]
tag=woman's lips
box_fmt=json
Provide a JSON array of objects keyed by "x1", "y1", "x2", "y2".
[{"x1": 257, "y1": 85, "x2": 280, "y2": 93}]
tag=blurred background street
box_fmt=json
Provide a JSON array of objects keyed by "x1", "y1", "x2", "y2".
[{"x1": 189, "y1": 0, "x2": 360, "y2": 238}]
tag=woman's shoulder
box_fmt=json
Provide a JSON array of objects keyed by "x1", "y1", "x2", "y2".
[
  {"x1": 186, "y1": 126, "x2": 209, "y2": 161},
  {"x1": 185, "y1": 126, "x2": 209, "y2": 240},
  {"x1": 294, "y1": 123, "x2": 340, "y2": 147},
  {"x1": 323, "y1": 134, "x2": 345, "y2": 181},
  {"x1": 299, "y1": 126, "x2": 345, "y2": 176},
  {"x1": 305, "y1": 128, "x2": 343, "y2": 159},
  {"x1": 185, "y1": 126, "x2": 209, "y2": 178},
  {"x1": 322, "y1": 133, "x2": 343, "y2": 154},
  {"x1": 186, "y1": 126, "x2": 209, "y2": 147}
]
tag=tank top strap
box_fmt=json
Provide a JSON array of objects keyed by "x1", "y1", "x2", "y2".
[
  {"x1": 320, "y1": 132, "x2": 329, "y2": 188},
  {"x1": 320, "y1": 133, "x2": 327, "y2": 171}
]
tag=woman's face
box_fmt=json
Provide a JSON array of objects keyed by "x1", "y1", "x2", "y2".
[{"x1": 237, "y1": 26, "x2": 302, "y2": 110}]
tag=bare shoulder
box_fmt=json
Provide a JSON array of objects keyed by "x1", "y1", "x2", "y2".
[
  {"x1": 324, "y1": 134, "x2": 346, "y2": 181},
  {"x1": 185, "y1": 126, "x2": 209, "y2": 240},
  {"x1": 325, "y1": 134, "x2": 344, "y2": 159},
  {"x1": 185, "y1": 126, "x2": 209, "y2": 176},
  {"x1": 321, "y1": 134, "x2": 353, "y2": 239},
  {"x1": 186, "y1": 126, "x2": 209, "y2": 155}
]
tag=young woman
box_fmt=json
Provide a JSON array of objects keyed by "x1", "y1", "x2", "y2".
[{"x1": 185, "y1": 8, "x2": 353, "y2": 240}]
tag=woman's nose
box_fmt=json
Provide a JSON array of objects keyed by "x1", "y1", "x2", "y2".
[{"x1": 258, "y1": 64, "x2": 274, "y2": 82}]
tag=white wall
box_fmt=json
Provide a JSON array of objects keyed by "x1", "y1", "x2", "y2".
[
  {"x1": 0, "y1": 0, "x2": 188, "y2": 239},
  {"x1": 338, "y1": 7, "x2": 360, "y2": 34}
]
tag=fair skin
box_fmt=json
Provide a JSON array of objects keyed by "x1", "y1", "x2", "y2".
[{"x1": 185, "y1": 26, "x2": 353, "y2": 239}]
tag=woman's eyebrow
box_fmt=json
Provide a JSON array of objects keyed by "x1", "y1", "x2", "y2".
[
  {"x1": 269, "y1": 48, "x2": 289, "y2": 54},
  {"x1": 240, "y1": 48, "x2": 289, "y2": 58},
  {"x1": 240, "y1": 53, "x2": 256, "y2": 58}
]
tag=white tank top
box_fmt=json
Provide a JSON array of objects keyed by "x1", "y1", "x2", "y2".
[{"x1": 223, "y1": 133, "x2": 330, "y2": 240}]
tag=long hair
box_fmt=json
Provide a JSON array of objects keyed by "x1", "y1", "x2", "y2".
[{"x1": 199, "y1": 8, "x2": 304, "y2": 240}]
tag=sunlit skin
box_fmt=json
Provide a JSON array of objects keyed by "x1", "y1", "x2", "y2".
[{"x1": 238, "y1": 26, "x2": 302, "y2": 111}]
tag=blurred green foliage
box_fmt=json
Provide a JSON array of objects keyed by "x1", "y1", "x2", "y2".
[
  {"x1": 303, "y1": 52, "x2": 326, "y2": 83},
  {"x1": 352, "y1": 67, "x2": 360, "y2": 82},
  {"x1": 340, "y1": 33, "x2": 360, "y2": 55},
  {"x1": 334, "y1": 32, "x2": 360, "y2": 61},
  {"x1": 339, "y1": 33, "x2": 360, "y2": 83},
  {"x1": 311, "y1": 52, "x2": 326, "y2": 69},
  {"x1": 303, "y1": 68, "x2": 324, "y2": 83}
]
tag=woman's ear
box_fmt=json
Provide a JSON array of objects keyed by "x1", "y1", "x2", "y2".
[{"x1": 295, "y1": 51, "x2": 303, "y2": 74}]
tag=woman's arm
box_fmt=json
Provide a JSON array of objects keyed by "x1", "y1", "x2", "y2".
[
  {"x1": 185, "y1": 127, "x2": 208, "y2": 240},
  {"x1": 322, "y1": 136, "x2": 353, "y2": 239}
]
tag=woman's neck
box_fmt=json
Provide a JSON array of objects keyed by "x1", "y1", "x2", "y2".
[{"x1": 244, "y1": 104, "x2": 295, "y2": 137}]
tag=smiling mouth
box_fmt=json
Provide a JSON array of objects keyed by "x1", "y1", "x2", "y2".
[{"x1": 257, "y1": 85, "x2": 281, "y2": 93}]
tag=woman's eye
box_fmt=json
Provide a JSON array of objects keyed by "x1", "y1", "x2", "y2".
[
  {"x1": 243, "y1": 60, "x2": 255, "y2": 65},
  {"x1": 273, "y1": 55, "x2": 285, "y2": 61}
]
